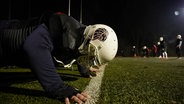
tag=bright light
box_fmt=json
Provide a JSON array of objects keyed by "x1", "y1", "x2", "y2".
[{"x1": 174, "y1": 11, "x2": 179, "y2": 16}]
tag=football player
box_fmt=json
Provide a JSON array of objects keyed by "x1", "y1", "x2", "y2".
[{"x1": 0, "y1": 12, "x2": 118, "y2": 104}]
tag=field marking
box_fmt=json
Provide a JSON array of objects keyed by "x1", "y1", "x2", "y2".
[{"x1": 84, "y1": 65, "x2": 106, "y2": 104}]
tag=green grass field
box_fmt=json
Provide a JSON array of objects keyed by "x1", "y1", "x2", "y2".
[
  {"x1": 0, "y1": 65, "x2": 90, "y2": 104},
  {"x1": 1, "y1": 57, "x2": 184, "y2": 104},
  {"x1": 98, "y1": 57, "x2": 184, "y2": 104}
]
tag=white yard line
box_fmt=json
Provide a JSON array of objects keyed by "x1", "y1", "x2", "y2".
[{"x1": 84, "y1": 65, "x2": 106, "y2": 104}]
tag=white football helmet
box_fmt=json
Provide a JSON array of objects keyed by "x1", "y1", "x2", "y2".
[
  {"x1": 157, "y1": 41, "x2": 160, "y2": 45},
  {"x1": 143, "y1": 46, "x2": 147, "y2": 49},
  {"x1": 78, "y1": 24, "x2": 118, "y2": 67},
  {"x1": 160, "y1": 37, "x2": 164, "y2": 41},
  {"x1": 177, "y1": 34, "x2": 182, "y2": 39}
]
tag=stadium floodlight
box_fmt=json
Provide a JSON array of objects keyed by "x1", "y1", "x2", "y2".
[
  {"x1": 174, "y1": 11, "x2": 179, "y2": 16},
  {"x1": 68, "y1": 0, "x2": 71, "y2": 16},
  {"x1": 174, "y1": 8, "x2": 184, "y2": 16},
  {"x1": 80, "y1": 0, "x2": 82, "y2": 23}
]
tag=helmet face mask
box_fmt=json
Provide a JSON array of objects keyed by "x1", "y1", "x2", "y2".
[
  {"x1": 78, "y1": 24, "x2": 118, "y2": 67},
  {"x1": 77, "y1": 43, "x2": 100, "y2": 67}
]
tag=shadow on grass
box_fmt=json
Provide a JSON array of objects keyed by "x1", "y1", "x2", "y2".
[
  {"x1": 176, "y1": 65, "x2": 184, "y2": 68},
  {"x1": 0, "y1": 72, "x2": 44, "y2": 97},
  {"x1": 0, "y1": 71, "x2": 81, "y2": 98},
  {"x1": 0, "y1": 86, "x2": 46, "y2": 97},
  {"x1": 0, "y1": 72, "x2": 36, "y2": 87},
  {"x1": 59, "y1": 72, "x2": 82, "y2": 78},
  {"x1": 0, "y1": 72, "x2": 80, "y2": 87}
]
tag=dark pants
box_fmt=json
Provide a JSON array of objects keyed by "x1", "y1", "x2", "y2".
[{"x1": 176, "y1": 47, "x2": 182, "y2": 58}]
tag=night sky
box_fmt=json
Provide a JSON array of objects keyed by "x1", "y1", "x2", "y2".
[{"x1": 1, "y1": 0, "x2": 184, "y2": 55}]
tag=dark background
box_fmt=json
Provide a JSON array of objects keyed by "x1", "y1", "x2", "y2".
[{"x1": 1, "y1": 0, "x2": 184, "y2": 56}]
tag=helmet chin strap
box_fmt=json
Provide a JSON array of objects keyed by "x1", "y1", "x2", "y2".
[{"x1": 53, "y1": 57, "x2": 76, "y2": 68}]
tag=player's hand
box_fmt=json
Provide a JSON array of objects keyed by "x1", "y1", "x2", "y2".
[
  {"x1": 65, "y1": 92, "x2": 90, "y2": 104},
  {"x1": 89, "y1": 67, "x2": 101, "y2": 72}
]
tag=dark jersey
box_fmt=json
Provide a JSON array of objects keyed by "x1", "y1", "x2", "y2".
[
  {"x1": 0, "y1": 12, "x2": 91, "y2": 98},
  {"x1": 0, "y1": 12, "x2": 87, "y2": 93},
  {"x1": 0, "y1": 18, "x2": 39, "y2": 66},
  {"x1": 0, "y1": 13, "x2": 86, "y2": 66},
  {"x1": 159, "y1": 40, "x2": 167, "y2": 52},
  {"x1": 176, "y1": 38, "x2": 182, "y2": 47},
  {"x1": 48, "y1": 13, "x2": 86, "y2": 64}
]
